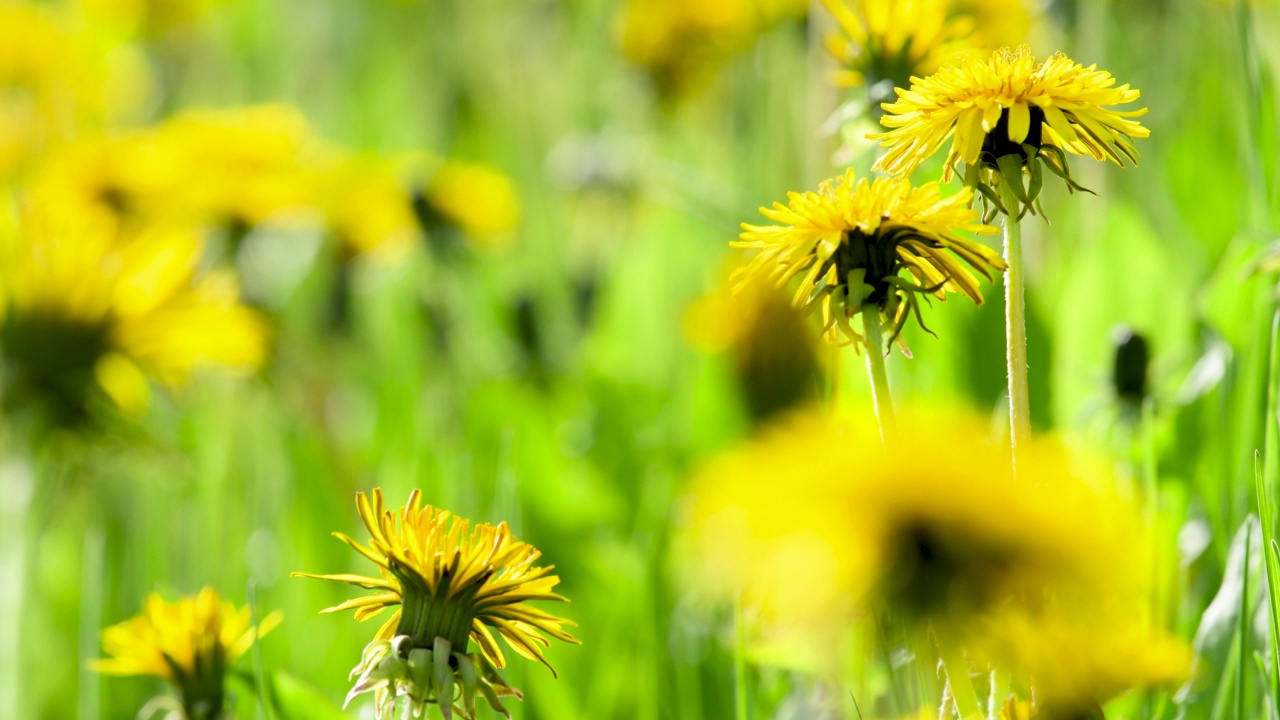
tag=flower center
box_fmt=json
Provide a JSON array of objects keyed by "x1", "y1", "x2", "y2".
[
  {"x1": 0, "y1": 311, "x2": 113, "y2": 421},
  {"x1": 883, "y1": 521, "x2": 1014, "y2": 619},
  {"x1": 979, "y1": 105, "x2": 1046, "y2": 168},
  {"x1": 837, "y1": 226, "x2": 901, "y2": 306}
]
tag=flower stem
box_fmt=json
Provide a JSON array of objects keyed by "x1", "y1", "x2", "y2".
[
  {"x1": 861, "y1": 310, "x2": 897, "y2": 445},
  {"x1": 1003, "y1": 212, "x2": 1031, "y2": 468}
]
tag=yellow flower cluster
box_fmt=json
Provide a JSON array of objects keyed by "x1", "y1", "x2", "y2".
[{"x1": 684, "y1": 409, "x2": 1189, "y2": 713}]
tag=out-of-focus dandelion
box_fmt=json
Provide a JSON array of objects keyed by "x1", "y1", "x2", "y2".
[
  {"x1": 0, "y1": 207, "x2": 268, "y2": 422},
  {"x1": 414, "y1": 159, "x2": 521, "y2": 255},
  {"x1": 0, "y1": 4, "x2": 144, "y2": 180},
  {"x1": 821, "y1": 0, "x2": 1030, "y2": 109},
  {"x1": 312, "y1": 154, "x2": 420, "y2": 260},
  {"x1": 685, "y1": 271, "x2": 822, "y2": 424},
  {"x1": 615, "y1": 0, "x2": 806, "y2": 100},
  {"x1": 872, "y1": 46, "x2": 1149, "y2": 460},
  {"x1": 684, "y1": 408, "x2": 1189, "y2": 718},
  {"x1": 293, "y1": 488, "x2": 578, "y2": 720},
  {"x1": 75, "y1": 0, "x2": 231, "y2": 38},
  {"x1": 91, "y1": 588, "x2": 281, "y2": 720},
  {"x1": 733, "y1": 169, "x2": 1002, "y2": 435}
]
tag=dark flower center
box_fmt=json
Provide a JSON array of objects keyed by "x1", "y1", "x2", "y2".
[
  {"x1": 883, "y1": 521, "x2": 1014, "y2": 618},
  {"x1": 979, "y1": 106, "x2": 1046, "y2": 168},
  {"x1": 0, "y1": 311, "x2": 113, "y2": 423},
  {"x1": 835, "y1": 226, "x2": 902, "y2": 306}
]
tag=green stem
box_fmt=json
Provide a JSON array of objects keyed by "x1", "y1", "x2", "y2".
[
  {"x1": 862, "y1": 310, "x2": 897, "y2": 445},
  {"x1": 1003, "y1": 212, "x2": 1031, "y2": 469},
  {"x1": 936, "y1": 634, "x2": 983, "y2": 720}
]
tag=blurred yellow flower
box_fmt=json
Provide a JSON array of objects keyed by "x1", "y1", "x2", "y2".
[
  {"x1": 293, "y1": 488, "x2": 578, "y2": 719},
  {"x1": 872, "y1": 47, "x2": 1149, "y2": 217},
  {"x1": 91, "y1": 587, "x2": 281, "y2": 719},
  {"x1": 419, "y1": 159, "x2": 521, "y2": 252},
  {"x1": 684, "y1": 271, "x2": 821, "y2": 422},
  {"x1": 821, "y1": 0, "x2": 1029, "y2": 93},
  {"x1": 616, "y1": 0, "x2": 806, "y2": 98},
  {"x1": 76, "y1": 0, "x2": 230, "y2": 38},
  {"x1": 684, "y1": 408, "x2": 1189, "y2": 710},
  {"x1": 0, "y1": 3, "x2": 144, "y2": 179},
  {"x1": 0, "y1": 207, "x2": 268, "y2": 420},
  {"x1": 157, "y1": 105, "x2": 319, "y2": 227},
  {"x1": 313, "y1": 154, "x2": 419, "y2": 259},
  {"x1": 733, "y1": 169, "x2": 1003, "y2": 351}
]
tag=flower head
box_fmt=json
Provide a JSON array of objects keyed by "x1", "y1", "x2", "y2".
[
  {"x1": 0, "y1": 206, "x2": 268, "y2": 423},
  {"x1": 293, "y1": 488, "x2": 578, "y2": 719},
  {"x1": 684, "y1": 408, "x2": 1189, "y2": 709},
  {"x1": 91, "y1": 588, "x2": 281, "y2": 720},
  {"x1": 415, "y1": 159, "x2": 521, "y2": 255},
  {"x1": 821, "y1": 0, "x2": 1030, "y2": 103},
  {"x1": 733, "y1": 169, "x2": 1003, "y2": 352},
  {"x1": 872, "y1": 46, "x2": 1149, "y2": 218}
]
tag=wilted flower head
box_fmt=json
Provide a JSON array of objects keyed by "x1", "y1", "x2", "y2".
[
  {"x1": 0, "y1": 206, "x2": 268, "y2": 422},
  {"x1": 293, "y1": 488, "x2": 578, "y2": 719},
  {"x1": 872, "y1": 46, "x2": 1149, "y2": 218},
  {"x1": 732, "y1": 169, "x2": 1003, "y2": 352},
  {"x1": 684, "y1": 408, "x2": 1189, "y2": 710},
  {"x1": 91, "y1": 588, "x2": 281, "y2": 720}
]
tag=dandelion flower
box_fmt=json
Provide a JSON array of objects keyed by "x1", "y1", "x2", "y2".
[
  {"x1": 822, "y1": 0, "x2": 1029, "y2": 97},
  {"x1": 293, "y1": 488, "x2": 578, "y2": 720},
  {"x1": 91, "y1": 588, "x2": 281, "y2": 720},
  {"x1": 733, "y1": 169, "x2": 1003, "y2": 351},
  {"x1": 872, "y1": 46, "x2": 1149, "y2": 218},
  {"x1": 415, "y1": 160, "x2": 521, "y2": 254},
  {"x1": 684, "y1": 408, "x2": 1189, "y2": 710},
  {"x1": 0, "y1": 207, "x2": 268, "y2": 421}
]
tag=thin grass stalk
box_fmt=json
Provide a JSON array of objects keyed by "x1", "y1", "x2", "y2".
[
  {"x1": 935, "y1": 632, "x2": 983, "y2": 720},
  {"x1": 861, "y1": 310, "x2": 897, "y2": 446}
]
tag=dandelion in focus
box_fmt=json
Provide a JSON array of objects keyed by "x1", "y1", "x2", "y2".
[
  {"x1": 872, "y1": 46, "x2": 1149, "y2": 219},
  {"x1": 684, "y1": 408, "x2": 1189, "y2": 716},
  {"x1": 293, "y1": 488, "x2": 578, "y2": 719},
  {"x1": 91, "y1": 587, "x2": 281, "y2": 720},
  {"x1": 0, "y1": 206, "x2": 268, "y2": 423},
  {"x1": 733, "y1": 169, "x2": 1002, "y2": 353}
]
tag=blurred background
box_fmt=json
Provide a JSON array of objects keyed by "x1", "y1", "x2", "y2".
[{"x1": 2, "y1": 0, "x2": 1280, "y2": 717}]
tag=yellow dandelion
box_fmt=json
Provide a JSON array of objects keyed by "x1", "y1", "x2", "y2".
[
  {"x1": 733, "y1": 169, "x2": 1003, "y2": 352},
  {"x1": 91, "y1": 588, "x2": 282, "y2": 720},
  {"x1": 418, "y1": 160, "x2": 521, "y2": 253},
  {"x1": 872, "y1": 46, "x2": 1149, "y2": 218},
  {"x1": 0, "y1": 206, "x2": 268, "y2": 421},
  {"x1": 684, "y1": 271, "x2": 821, "y2": 423},
  {"x1": 313, "y1": 154, "x2": 419, "y2": 260},
  {"x1": 822, "y1": 0, "x2": 1032, "y2": 108},
  {"x1": 157, "y1": 105, "x2": 319, "y2": 228},
  {"x1": 292, "y1": 488, "x2": 578, "y2": 720},
  {"x1": 684, "y1": 407, "x2": 1189, "y2": 710},
  {"x1": 615, "y1": 0, "x2": 805, "y2": 99}
]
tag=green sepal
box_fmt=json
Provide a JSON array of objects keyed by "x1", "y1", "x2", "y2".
[{"x1": 433, "y1": 638, "x2": 453, "y2": 719}]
